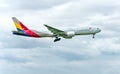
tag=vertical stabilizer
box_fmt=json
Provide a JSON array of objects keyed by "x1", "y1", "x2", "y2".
[
  {"x1": 12, "y1": 17, "x2": 29, "y2": 32},
  {"x1": 12, "y1": 17, "x2": 40, "y2": 37}
]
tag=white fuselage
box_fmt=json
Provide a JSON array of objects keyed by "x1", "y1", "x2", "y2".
[
  {"x1": 73, "y1": 27, "x2": 101, "y2": 35},
  {"x1": 33, "y1": 27, "x2": 101, "y2": 38}
]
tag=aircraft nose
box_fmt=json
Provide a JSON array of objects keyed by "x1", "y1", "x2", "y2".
[{"x1": 97, "y1": 28, "x2": 101, "y2": 32}]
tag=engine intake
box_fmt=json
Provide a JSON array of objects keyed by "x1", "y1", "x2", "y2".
[{"x1": 66, "y1": 31, "x2": 75, "y2": 37}]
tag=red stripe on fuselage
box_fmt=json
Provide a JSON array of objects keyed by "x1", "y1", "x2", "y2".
[
  {"x1": 19, "y1": 22, "x2": 40, "y2": 37},
  {"x1": 16, "y1": 21, "x2": 40, "y2": 37},
  {"x1": 24, "y1": 30, "x2": 40, "y2": 37}
]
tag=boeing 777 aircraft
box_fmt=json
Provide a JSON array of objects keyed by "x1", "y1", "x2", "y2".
[{"x1": 12, "y1": 17, "x2": 101, "y2": 42}]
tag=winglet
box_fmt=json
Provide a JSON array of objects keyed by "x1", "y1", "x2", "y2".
[
  {"x1": 44, "y1": 24, "x2": 54, "y2": 31},
  {"x1": 44, "y1": 24, "x2": 51, "y2": 28}
]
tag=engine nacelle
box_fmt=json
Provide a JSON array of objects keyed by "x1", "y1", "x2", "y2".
[{"x1": 66, "y1": 31, "x2": 75, "y2": 37}]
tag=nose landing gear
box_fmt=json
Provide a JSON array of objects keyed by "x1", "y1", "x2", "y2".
[{"x1": 92, "y1": 34, "x2": 95, "y2": 38}]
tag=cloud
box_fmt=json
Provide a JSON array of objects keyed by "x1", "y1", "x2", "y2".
[
  {"x1": 0, "y1": 0, "x2": 120, "y2": 74},
  {"x1": 1, "y1": 0, "x2": 72, "y2": 11}
]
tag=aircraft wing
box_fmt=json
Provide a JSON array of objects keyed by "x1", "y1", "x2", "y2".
[{"x1": 44, "y1": 24, "x2": 66, "y2": 37}]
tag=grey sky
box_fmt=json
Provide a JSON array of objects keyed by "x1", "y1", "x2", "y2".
[{"x1": 0, "y1": 0, "x2": 120, "y2": 74}]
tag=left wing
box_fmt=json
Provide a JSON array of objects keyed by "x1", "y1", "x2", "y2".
[{"x1": 44, "y1": 24, "x2": 67, "y2": 38}]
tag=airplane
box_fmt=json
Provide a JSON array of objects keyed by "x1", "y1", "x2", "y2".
[{"x1": 12, "y1": 17, "x2": 101, "y2": 42}]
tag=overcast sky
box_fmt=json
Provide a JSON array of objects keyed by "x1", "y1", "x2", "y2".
[{"x1": 0, "y1": 0, "x2": 120, "y2": 74}]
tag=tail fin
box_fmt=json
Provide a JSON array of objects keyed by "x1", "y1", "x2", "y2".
[
  {"x1": 12, "y1": 17, "x2": 41, "y2": 37},
  {"x1": 12, "y1": 17, "x2": 29, "y2": 32}
]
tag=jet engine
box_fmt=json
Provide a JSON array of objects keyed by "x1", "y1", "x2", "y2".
[{"x1": 66, "y1": 31, "x2": 75, "y2": 37}]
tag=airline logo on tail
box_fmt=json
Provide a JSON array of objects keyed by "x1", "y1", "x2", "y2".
[{"x1": 12, "y1": 17, "x2": 40, "y2": 37}]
